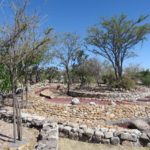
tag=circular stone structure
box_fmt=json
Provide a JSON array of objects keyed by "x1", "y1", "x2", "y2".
[{"x1": 37, "y1": 87, "x2": 150, "y2": 105}]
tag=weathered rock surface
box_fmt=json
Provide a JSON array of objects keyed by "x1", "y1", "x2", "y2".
[{"x1": 130, "y1": 119, "x2": 150, "y2": 131}]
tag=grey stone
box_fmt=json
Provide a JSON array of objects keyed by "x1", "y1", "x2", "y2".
[
  {"x1": 71, "y1": 98, "x2": 80, "y2": 105},
  {"x1": 130, "y1": 119, "x2": 150, "y2": 131},
  {"x1": 100, "y1": 128, "x2": 108, "y2": 133},
  {"x1": 139, "y1": 133, "x2": 150, "y2": 146},
  {"x1": 89, "y1": 102, "x2": 97, "y2": 106},
  {"x1": 79, "y1": 124, "x2": 87, "y2": 130},
  {"x1": 84, "y1": 128, "x2": 94, "y2": 137},
  {"x1": 71, "y1": 127, "x2": 78, "y2": 133},
  {"x1": 101, "y1": 139, "x2": 110, "y2": 144},
  {"x1": 63, "y1": 126, "x2": 72, "y2": 134},
  {"x1": 140, "y1": 133, "x2": 149, "y2": 141},
  {"x1": 120, "y1": 133, "x2": 137, "y2": 142},
  {"x1": 130, "y1": 129, "x2": 142, "y2": 137},
  {"x1": 69, "y1": 131, "x2": 79, "y2": 140},
  {"x1": 104, "y1": 132, "x2": 113, "y2": 139},
  {"x1": 113, "y1": 131, "x2": 121, "y2": 137},
  {"x1": 111, "y1": 137, "x2": 120, "y2": 145},
  {"x1": 58, "y1": 125, "x2": 64, "y2": 132},
  {"x1": 95, "y1": 131, "x2": 104, "y2": 138}
]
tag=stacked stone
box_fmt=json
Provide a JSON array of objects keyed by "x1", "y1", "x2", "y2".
[
  {"x1": 35, "y1": 123, "x2": 58, "y2": 150},
  {"x1": 68, "y1": 89, "x2": 150, "y2": 101},
  {"x1": 58, "y1": 123, "x2": 150, "y2": 147},
  {"x1": 0, "y1": 109, "x2": 150, "y2": 148}
]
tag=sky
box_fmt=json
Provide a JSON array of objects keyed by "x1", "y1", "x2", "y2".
[{"x1": 1, "y1": 0, "x2": 150, "y2": 69}]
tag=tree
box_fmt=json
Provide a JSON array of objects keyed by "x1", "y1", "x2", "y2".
[
  {"x1": 46, "y1": 67, "x2": 60, "y2": 83},
  {"x1": 0, "y1": 1, "x2": 53, "y2": 142},
  {"x1": 56, "y1": 33, "x2": 81, "y2": 93},
  {"x1": 86, "y1": 15, "x2": 150, "y2": 79}
]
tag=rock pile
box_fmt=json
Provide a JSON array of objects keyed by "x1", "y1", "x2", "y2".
[{"x1": 35, "y1": 123, "x2": 58, "y2": 150}]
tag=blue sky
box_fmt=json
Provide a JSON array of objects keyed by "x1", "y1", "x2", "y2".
[{"x1": 1, "y1": 0, "x2": 150, "y2": 69}]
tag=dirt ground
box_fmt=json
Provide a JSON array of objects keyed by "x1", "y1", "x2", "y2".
[
  {"x1": 59, "y1": 138, "x2": 149, "y2": 150},
  {"x1": 0, "y1": 120, "x2": 38, "y2": 150}
]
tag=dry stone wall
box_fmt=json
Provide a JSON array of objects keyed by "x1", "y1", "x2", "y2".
[
  {"x1": 0, "y1": 109, "x2": 150, "y2": 148},
  {"x1": 68, "y1": 89, "x2": 150, "y2": 101}
]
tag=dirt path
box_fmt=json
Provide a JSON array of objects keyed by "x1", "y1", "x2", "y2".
[
  {"x1": 0, "y1": 120, "x2": 38, "y2": 150},
  {"x1": 59, "y1": 138, "x2": 149, "y2": 150}
]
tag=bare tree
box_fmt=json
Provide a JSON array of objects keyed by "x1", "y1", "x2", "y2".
[{"x1": 56, "y1": 33, "x2": 81, "y2": 94}]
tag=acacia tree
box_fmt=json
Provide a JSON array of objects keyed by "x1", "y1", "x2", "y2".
[
  {"x1": 56, "y1": 33, "x2": 81, "y2": 93},
  {"x1": 86, "y1": 15, "x2": 150, "y2": 79},
  {"x1": 0, "y1": 2, "x2": 53, "y2": 142}
]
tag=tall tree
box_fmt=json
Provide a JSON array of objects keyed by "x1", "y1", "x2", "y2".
[
  {"x1": 0, "y1": 1, "x2": 53, "y2": 142},
  {"x1": 86, "y1": 15, "x2": 150, "y2": 79},
  {"x1": 56, "y1": 33, "x2": 81, "y2": 93}
]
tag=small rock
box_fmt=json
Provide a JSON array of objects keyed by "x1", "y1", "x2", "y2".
[
  {"x1": 120, "y1": 133, "x2": 137, "y2": 142},
  {"x1": 104, "y1": 132, "x2": 113, "y2": 139},
  {"x1": 111, "y1": 137, "x2": 120, "y2": 145},
  {"x1": 101, "y1": 139, "x2": 110, "y2": 144},
  {"x1": 89, "y1": 102, "x2": 96, "y2": 106},
  {"x1": 71, "y1": 98, "x2": 80, "y2": 105},
  {"x1": 63, "y1": 126, "x2": 72, "y2": 134},
  {"x1": 95, "y1": 131, "x2": 104, "y2": 138},
  {"x1": 84, "y1": 128, "x2": 94, "y2": 137}
]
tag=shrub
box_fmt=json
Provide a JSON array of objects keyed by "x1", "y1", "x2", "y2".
[
  {"x1": 113, "y1": 77, "x2": 135, "y2": 90},
  {"x1": 102, "y1": 74, "x2": 115, "y2": 84},
  {"x1": 136, "y1": 70, "x2": 150, "y2": 87},
  {"x1": 141, "y1": 75, "x2": 150, "y2": 87},
  {"x1": 102, "y1": 74, "x2": 135, "y2": 90}
]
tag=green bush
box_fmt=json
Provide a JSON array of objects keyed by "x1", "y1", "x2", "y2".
[
  {"x1": 141, "y1": 75, "x2": 150, "y2": 87},
  {"x1": 102, "y1": 74, "x2": 115, "y2": 84},
  {"x1": 102, "y1": 74, "x2": 135, "y2": 90},
  {"x1": 112, "y1": 77, "x2": 135, "y2": 90},
  {"x1": 136, "y1": 70, "x2": 150, "y2": 87}
]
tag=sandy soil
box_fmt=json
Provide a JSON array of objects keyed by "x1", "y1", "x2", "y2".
[{"x1": 0, "y1": 120, "x2": 38, "y2": 150}]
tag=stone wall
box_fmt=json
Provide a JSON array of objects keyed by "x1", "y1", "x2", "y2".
[
  {"x1": 58, "y1": 122, "x2": 150, "y2": 147},
  {"x1": 0, "y1": 109, "x2": 150, "y2": 148},
  {"x1": 35, "y1": 123, "x2": 58, "y2": 150},
  {"x1": 68, "y1": 89, "x2": 150, "y2": 101},
  {"x1": 0, "y1": 109, "x2": 58, "y2": 150}
]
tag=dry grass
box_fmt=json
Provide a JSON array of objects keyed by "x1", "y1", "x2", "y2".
[{"x1": 59, "y1": 138, "x2": 150, "y2": 150}]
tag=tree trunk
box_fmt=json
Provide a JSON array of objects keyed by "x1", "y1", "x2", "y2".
[
  {"x1": 12, "y1": 87, "x2": 17, "y2": 143},
  {"x1": 66, "y1": 67, "x2": 70, "y2": 94},
  {"x1": 16, "y1": 97, "x2": 22, "y2": 140}
]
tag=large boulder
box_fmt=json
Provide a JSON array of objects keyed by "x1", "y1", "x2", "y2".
[
  {"x1": 130, "y1": 119, "x2": 150, "y2": 131},
  {"x1": 71, "y1": 98, "x2": 80, "y2": 105},
  {"x1": 40, "y1": 89, "x2": 54, "y2": 99}
]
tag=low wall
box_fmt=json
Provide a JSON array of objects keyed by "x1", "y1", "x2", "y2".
[
  {"x1": 0, "y1": 109, "x2": 58, "y2": 150},
  {"x1": 58, "y1": 123, "x2": 150, "y2": 147},
  {"x1": 0, "y1": 109, "x2": 150, "y2": 148},
  {"x1": 68, "y1": 90, "x2": 150, "y2": 101}
]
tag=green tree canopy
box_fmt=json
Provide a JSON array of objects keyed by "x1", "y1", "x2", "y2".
[{"x1": 86, "y1": 15, "x2": 150, "y2": 79}]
